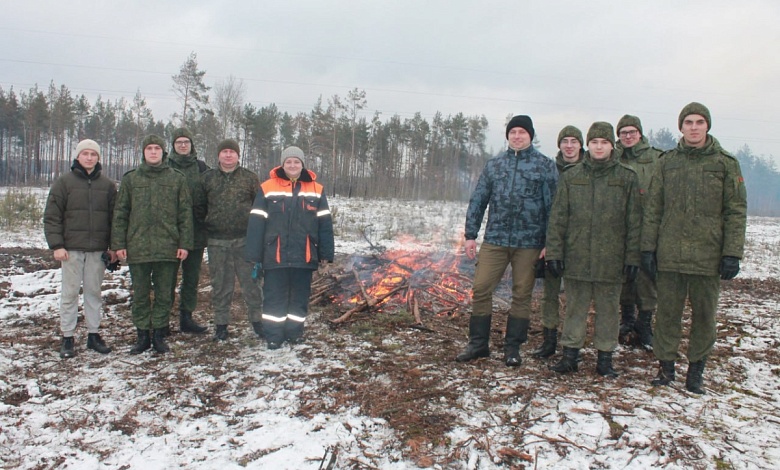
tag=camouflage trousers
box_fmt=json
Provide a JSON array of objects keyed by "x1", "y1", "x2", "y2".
[
  {"x1": 560, "y1": 279, "x2": 621, "y2": 351},
  {"x1": 541, "y1": 274, "x2": 563, "y2": 329},
  {"x1": 654, "y1": 271, "x2": 720, "y2": 363},
  {"x1": 207, "y1": 238, "x2": 263, "y2": 326},
  {"x1": 471, "y1": 243, "x2": 540, "y2": 319},
  {"x1": 172, "y1": 247, "x2": 204, "y2": 313},
  {"x1": 129, "y1": 261, "x2": 178, "y2": 329},
  {"x1": 619, "y1": 269, "x2": 658, "y2": 310}
]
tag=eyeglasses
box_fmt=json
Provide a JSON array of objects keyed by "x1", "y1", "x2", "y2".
[
  {"x1": 618, "y1": 130, "x2": 638, "y2": 138},
  {"x1": 174, "y1": 140, "x2": 191, "y2": 145}
]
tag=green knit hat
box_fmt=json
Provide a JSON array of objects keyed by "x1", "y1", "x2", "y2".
[
  {"x1": 142, "y1": 134, "x2": 167, "y2": 152},
  {"x1": 557, "y1": 125, "x2": 583, "y2": 147},
  {"x1": 616, "y1": 115, "x2": 643, "y2": 135},
  {"x1": 586, "y1": 122, "x2": 615, "y2": 146},
  {"x1": 171, "y1": 127, "x2": 194, "y2": 146},
  {"x1": 678, "y1": 102, "x2": 711, "y2": 130},
  {"x1": 217, "y1": 139, "x2": 241, "y2": 155}
]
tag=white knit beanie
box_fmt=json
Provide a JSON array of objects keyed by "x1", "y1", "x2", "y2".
[
  {"x1": 281, "y1": 146, "x2": 305, "y2": 166},
  {"x1": 75, "y1": 139, "x2": 101, "y2": 159}
]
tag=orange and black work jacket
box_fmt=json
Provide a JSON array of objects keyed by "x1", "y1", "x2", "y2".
[{"x1": 245, "y1": 166, "x2": 335, "y2": 270}]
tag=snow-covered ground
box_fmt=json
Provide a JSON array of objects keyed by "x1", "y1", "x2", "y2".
[{"x1": 1, "y1": 190, "x2": 779, "y2": 469}]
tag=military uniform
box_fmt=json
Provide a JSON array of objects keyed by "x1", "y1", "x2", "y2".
[
  {"x1": 203, "y1": 161, "x2": 264, "y2": 331},
  {"x1": 112, "y1": 145, "x2": 194, "y2": 332},
  {"x1": 167, "y1": 128, "x2": 210, "y2": 332},
  {"x1": 546, "y1": 151, "x2": 641, "y2": 352},
  {"x1": 642, "y1": 137, "x2": 747, "y2": 362}
]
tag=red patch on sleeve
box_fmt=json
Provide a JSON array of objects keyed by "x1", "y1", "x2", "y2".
[{"x1": 738, "y1": 176, "x2": 745, "y2": 183}]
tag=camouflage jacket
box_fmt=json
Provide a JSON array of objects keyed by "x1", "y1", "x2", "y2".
[
  {"x1": 641, "y1": 136, "x2": 747, "y2": 276},
  {"x1": 546, "y1": 151, "x2": 641, "y2": 283},
  {"x1": 617, "y1": 137, "x2": 663, "y2": 197},
  {"x1": 168, "y1": 150, "x2": 209, "y2": 249},
  {"x1": 44, "y1": 160, "x2": 116, "y2": 252},
  {"x1": 554, "y1": 150, "x2": 583, "y2": 174},
  {"x1": 111, "y1": 158, "x2": 194, "y2": 264},
  {"x1": 465, "y1": 146, "x2": 558, "y2": 249},
  {"x1": 202, "y1": 165, "x2": 260, "y2": 240}
]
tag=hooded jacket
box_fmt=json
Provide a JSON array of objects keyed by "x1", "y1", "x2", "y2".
[
  {"x1": 617, "y1": 136, "x2": 663, "y2": 195},
  {"x1": 44, "y1": 160, "x2": 116, "y2": 252},
  {"x1": 246, "y1": 166, "x2": 335, "y2": 270},
  {"x1": 546, "y1": 151, "x2": 641, "y2": 283},
  {"x1": 111, "y1": 156, "x2": 194, "y2": 264},
  {"x1": 465, "y1": 146, "x2": 558, "y2": 248},
  {"x1": 641, "y1": 136, "x2": 747, "y2": 275}
]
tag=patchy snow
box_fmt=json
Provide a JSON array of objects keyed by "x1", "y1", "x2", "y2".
[{"x1": 0, "y1": 191, "x2": 779, "y2": 469}]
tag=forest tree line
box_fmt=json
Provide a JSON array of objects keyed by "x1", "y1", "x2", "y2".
[{"x1": 1, "y1": 52, "x2": 778, "y2": 212}]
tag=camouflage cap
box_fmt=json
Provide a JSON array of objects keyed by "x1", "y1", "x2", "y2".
[
  {"x1": 75, "y1": 139, "x2": 101, "y2": 159},
  {"x1": 281, "y1": 146, "x2": 305, "y2": 166},
  {"x1": 587, "y1": 121, "x2": 615, "y2": 146},
  {"x1": 616, "y1": 115, "x2": 643, "y2": 135},
  {"x1": 142, "y1": 134, "x2": 167, "y2": 152},
  {"x1": 557, "y1": 125, "x2": 583, "y2": 147},
  {"x1": 171, "y1": 127, "x2": 194, "y2": 146},
  {"x1": 217, "y1": 138, "x2": 240, "y2": 155},
  {"x1": 678, "y1": 102, "x2": 711, "y2": 130}
]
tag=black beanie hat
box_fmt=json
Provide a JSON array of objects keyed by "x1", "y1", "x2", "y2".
[
  {"x1": 217, "y1": 139, "x2": 241, "y2": 155},
  {"x1": 616, "y1": 115, "x2": 643, "y2": 135},
  {"x1": 678, "y1": 102, "x2": 711, "y2": 130},
  {"x1": 586, "y1": 122, "x2": 615, "y2": 147},
  {"x1": 506, "y1": 115, "x2": 535, "y2": 140},
  {"x1": 557, "y1": 125, "x2": 583, "y2": 147}
]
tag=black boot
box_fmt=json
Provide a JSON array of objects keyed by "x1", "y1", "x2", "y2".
[
  {"x1": 180, "y1": 310, "x2": 207, "y2": 334},
  {"x1": 87, "y1": 333, "x2": 112, "y2": 354},
  {"x1": 152, "y1": 328, "x2": 170, "y2": 353},
  {"x1": 596, "y1": 350, "x2": 618, "y2": 378},
  {"x1": 531, "y1": 327, "x2": 558, "y2": 358},
  {"x1": 503, "y1": 317, "x2": 530, "y2": 367},
  {"x1": 634, "y1": 310, "x2": 654, "y2": 351},
  {"x1": 161, "y1": 325, "x2": 171, "y2": 337},
  {"x1": 213, "y1": 324, "x2": 229, "y2": 342},
  {"x1": 252, "y1": 321, "x2": 264, "y2": 338},
  {"x1": 686, "y1": 358, "x2": 707, "y2": 395},
  {"x1": 619, "y1": 304, "x2": 636, "y2": 337},
  {"x1": 455, "y1": 315, "x2": 491, "y2": 362},
  {"x1": 549, "y1": 346, "x2": 579, "y2": 374},
  {"x1": 129, "y1": 329, "x2": 151, "y2": 355},
  {"x1": 60, "y1": 336, "x2": 75, "y2": 359},
  {"x1": 651, "y1": 360, "x2": 676, "y2": 386}
]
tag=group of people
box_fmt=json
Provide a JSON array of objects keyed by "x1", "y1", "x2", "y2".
[
  {"x1": 458, "y1": 102, "x2": 747, "y2": 396},
  {"x1": 44, "y1": 130, "x2": 334, "y2": 357}
]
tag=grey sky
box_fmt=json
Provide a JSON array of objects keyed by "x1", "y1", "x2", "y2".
[{"x1": 2, "y1": 0, "x2": 779, "y2": 161}]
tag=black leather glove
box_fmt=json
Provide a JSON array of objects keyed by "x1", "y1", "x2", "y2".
[
  {"x1": 534, "y1": 257, "x2": 546, "y2": 278},
  {"x1": 101, "y1": 252, "x2": 121, "y2": 272},
  {"x1": 640, "y1": 251, "x2": 657, "y2": 280},
  {"x1": 546, "y1": 260, "x2": 564, "y2": 279},
  {"x1": 719, "y1": 256, "x2": 740, "y2": 280}
]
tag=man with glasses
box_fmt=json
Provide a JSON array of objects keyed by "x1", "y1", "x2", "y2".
[
  {"x1": 167, "y1": 128, "x2": 210, "y2": 334},
  {"x1": 615, "y1": 115, "x2": 662, "y2": 351}
]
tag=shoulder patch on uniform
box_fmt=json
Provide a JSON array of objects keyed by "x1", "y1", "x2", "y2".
[{"x1": 122, "y1": 169, "x2": 137, "y2": 176}]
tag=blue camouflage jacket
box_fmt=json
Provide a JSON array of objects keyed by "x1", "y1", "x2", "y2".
[{"x1": 465, "y1": 146, "x2": 558, "y2": 248}]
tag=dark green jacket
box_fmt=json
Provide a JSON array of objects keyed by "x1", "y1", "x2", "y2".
[
  {"x1": 617, "y1": 137, "x2": 662, "y2": 199},
  {"x1": 202, "y1": 165, "x2": 260, "y2": 240},
  {"x1": 554, "y1": 150, "x2": 583, "y2": 174},
  {"x1": 111, "y1": 158, "x2": 194, "y2": 264},
  {"x1": 641, "y1": 136, "x2": 747, "y2": 276},
  {"x1": 546, "y1": 151, "x2": 641, "y2": 283},
  {"x1": 168, "y1": 150, "x2": 209, "y2": 249},
  {"x1": 44, "y1": 160, "x2": 116, "y2": 252}
]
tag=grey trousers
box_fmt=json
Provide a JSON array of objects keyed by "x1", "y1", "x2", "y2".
[{"x1": 60, "y1": 251, "x2": 105, "y2": 336}]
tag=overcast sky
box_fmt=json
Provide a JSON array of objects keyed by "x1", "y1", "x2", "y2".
[{"x1": 2, "y1": 0, "x2": 779, "y2": 161}]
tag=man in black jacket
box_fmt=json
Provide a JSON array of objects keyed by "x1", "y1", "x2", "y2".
[{"x1": 44, "y1": 139, "x2": 117, "y2": 358}]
